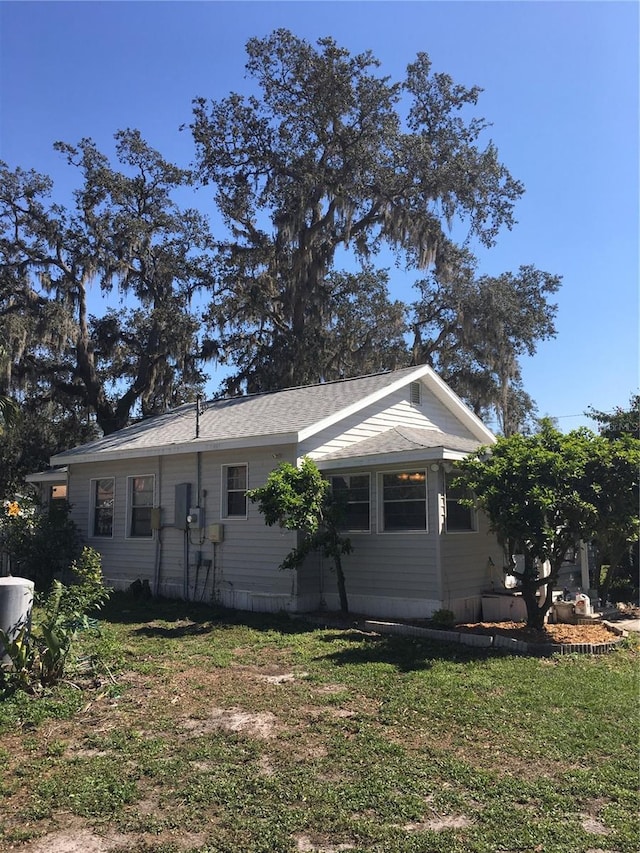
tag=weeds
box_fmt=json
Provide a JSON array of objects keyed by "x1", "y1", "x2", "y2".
[
  {"x1": 0, "y1": 596, "x2": 638, "y2": 853},
  {"x1": 0, "y1": 546, "x2": 110, "y2": 695}
]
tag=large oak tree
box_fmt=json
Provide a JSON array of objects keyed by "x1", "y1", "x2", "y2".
[
  {"x1": 191, "y1": 29, "x2": 524, "y2": 394},
  {"x1": 0, "y1": 130, "x2": 215, "y2": 435}
]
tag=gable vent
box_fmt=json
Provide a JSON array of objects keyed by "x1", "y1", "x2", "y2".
[{"x1": 410, "y1": 382, "x2": 422, "y2": 407}]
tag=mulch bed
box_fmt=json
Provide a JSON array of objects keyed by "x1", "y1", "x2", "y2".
[{"x1": 456, "y1": 620, "x2": 618, "y2": 646}]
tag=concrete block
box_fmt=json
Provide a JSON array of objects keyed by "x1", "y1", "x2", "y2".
[{"x1": 459, "y1": 632, "x2": 493, "y2": 648}]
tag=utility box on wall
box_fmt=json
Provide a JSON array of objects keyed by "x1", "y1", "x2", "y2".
[
  {"x1": 187, "y1": 507, "x2": 204, "y2": 529},
  {"x1": 208, "y1": 523, "x2": 224, "y2": 543},
  {"x1": 175, "y1": 483, "x2": 192, "y2": 529}
]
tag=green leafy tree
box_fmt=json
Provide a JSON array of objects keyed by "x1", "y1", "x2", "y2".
[
  {"x1": 585, "y1": 434, "x2": 639, "y2": 604},
  {"x1": 455, "y1": 422, "x2": 602, "y2": 628},
  {"x1": 191, "y1": 29, "x2": 523, "y2": 394},
  {"x1": 0, "y1": 130, "x2": 215, "y2": 435},
  {"x1": 248, "y1": 457, "x2": 352, "y2": 612},
  {"x1": 587, "y1": 394, "x2": 640, "y2": 440},
  {"x1": 0, "y1": 395, "x2": 17, "y2": 430},
  {"x1": 411, "y1": 255, "x2": 561, "y2": 434},
  {"x1": 0, "y1": 398, "x2": 98, "y2": 496},
  {"x1": 1, "y1": 496, "x2": 81, "y2": 589},
  {"x1": 586, "y1": 396, "x2": 640, "y2": 602}
]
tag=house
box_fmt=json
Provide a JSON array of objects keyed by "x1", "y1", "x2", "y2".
[{"x1": 29, "y1": 365, "x2": 507, "y2": 621}]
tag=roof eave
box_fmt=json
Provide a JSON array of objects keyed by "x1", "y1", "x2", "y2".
[
  {"x1": 51, "y1": 431, "x2": 299, "y2": 466},
  {"x1": 314, "y1": 446, "x2": 473, "y2": 471}
]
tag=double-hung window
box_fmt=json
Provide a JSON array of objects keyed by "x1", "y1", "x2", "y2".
[
  {"x1": 223, "y1": 464, "x2": 248, "y2": 518},
  {"x1": 128, "y1": 475, "x2": 154, "y2": 538},
  {"x1": 444, "y1": 472, "x2": 475, "y2": 532},
  {"x1": 92, "y1": 478, "x2": 114, "y2": 537},
  {"x1": 330, "y1": 474, "x2": 370, "y2": 531},
  {"x1": 381, "y1": 470, "x2": 427, "y2": 531}
]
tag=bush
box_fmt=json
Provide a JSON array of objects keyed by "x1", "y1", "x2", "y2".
[
  {"x1": 1, "y1": 497, "x2": 81, "y2": 589},
  {"x1": 430, "y1": 608, "x2": 456, "y2": 629},
  {"x1": 0, "y1": 547, "x2": 111, "y2": 694}
]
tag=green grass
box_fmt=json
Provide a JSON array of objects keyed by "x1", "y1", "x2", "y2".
[{"x1": 1, "y1": 593, "x2": 638, "y2": 853}]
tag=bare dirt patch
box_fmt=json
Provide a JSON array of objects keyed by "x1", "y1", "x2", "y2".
[
  {"x1": 580, "y1": 815, "x2": 611, "y2": 836},
  {"x1": 181, "y1": 706, "x2": 279, "y2": 739},
  {"x1": 404, "y1": 815, "x2": 473, "y2": 831},
  {"x1": 258, "y1": 670, "x2": 309, "y2": 684},
  {"x1": 20, "y1": 826, "x2": 209, "y2": 853},
  {"x1": 294, "y1": 835, "x2": 356, "y2": 852},
  {"x1": 17, "y1": 827, "x2": 129, "y2": 853}
]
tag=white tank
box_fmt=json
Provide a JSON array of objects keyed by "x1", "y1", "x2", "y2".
[{"x1": 0, "y1": 577, "x2": 35, "y2": 662}]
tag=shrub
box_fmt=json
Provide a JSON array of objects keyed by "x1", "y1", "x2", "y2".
[
  {"x1": 0, "y1": 547, "x2": 111, "y2": 694},
  {"x1": 430, "y1": 608, "x2": 456, "y2": 629},
  {"x1": 1, "y1": 497, "x2": 81, "y2": 589}
]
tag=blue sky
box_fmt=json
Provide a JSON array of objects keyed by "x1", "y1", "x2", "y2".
[{"x1": 1, "y1": 1, "x2": 637, "y2": 430}]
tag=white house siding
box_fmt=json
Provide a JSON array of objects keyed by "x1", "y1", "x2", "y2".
[
  {"x1": 300, "y1": 383, "x2": 477, "y2": 460},
  {"x1": 317, "y1": 463, "x2": 442, "y2": 619},
  {"x1": 200, "y1": 445, "x2": 309, "y2": 612},
  {"x1": 67, "y1": 444, "x2": 323, "y2": 613},
  {"x1": 68, "y1": 459, "x2": 159, "y2": 592},
  {"x1": 439, "y1": 507, "x2": 505, "y2": 622}
]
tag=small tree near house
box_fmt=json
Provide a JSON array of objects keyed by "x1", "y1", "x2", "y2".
[
  {"x1": 247, "y1": 457, "x2": 353, "y2": 613},
  {"x1": 454, "y1": 421, "x2": 602, "y2": 629}
]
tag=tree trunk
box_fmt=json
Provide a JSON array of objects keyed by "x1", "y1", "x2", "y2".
[
  {"x1": 333, "y1": 553, "x2": 349, "y2": 614},
  {"x1": 520, "y1": 553, "x2": 554, "y2": 630},
  {"x1": 599, "y1": 545, "x2": 626, "y2": 605}
]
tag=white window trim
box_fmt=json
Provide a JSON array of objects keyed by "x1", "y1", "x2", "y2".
[
  {"x1": 221, "y1": 463, "x2": 248, "y2": 520},
  {"x1": 125, "y1": 474, "x2": 156, "y2": 540},
  {"x1": 378, "y1": 469, "x2": 429, "y2": 534},
  {"x1": 329, "y1": 472, "x2": 372, "y2": 534},
  {"x1": 90, "y1": 477, "x2": 115, "y2": 539}
]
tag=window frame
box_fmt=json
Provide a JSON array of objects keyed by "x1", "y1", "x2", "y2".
[
  {"x1": 126, "y1": 474, "x2": 155, "y2": 539},
  {"x1": 444, "y1": 472, "x2": 476, "y2": 533},
  {"x1": 378, "y1": 469, "x2": 428, "y2": 533},
  {"x1": 90, "y1": 477, "x2": 115, "y2": 539},
  {"x1": 329, "y1": 472, "x2": 371, "y2": 533},
  {"x1": 221, "y1": 463, "x2": 248, "y2": 520}
]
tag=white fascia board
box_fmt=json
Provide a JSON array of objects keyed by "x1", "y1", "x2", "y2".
[
  {"x1": 297, "y1": 365, "x2": 435, "y2": 443},
  {"x1": 314, "y1": 446, "x2": 477, "y2": 472},
  {"x1": 51, "y1": 431, "x2": 299, "y2": 466},
  {"x1": 25, "y1": 468, "x2": 68, "y2": 484},
  {"x1": 315, "y1": 448, "x2": 446, "y2": 471}
]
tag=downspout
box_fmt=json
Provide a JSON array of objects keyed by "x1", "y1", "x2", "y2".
[
  {"x1": 153, "y1": 455, "x2": 163, "y2": 597},
  {"x1": 185, "y1": 451, "x2": 202, "y2": 603}
]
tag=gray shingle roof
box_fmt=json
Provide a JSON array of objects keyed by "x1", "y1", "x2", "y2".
[
  {"x1": 317, "y1": 426, "x2": 483, "y2": 462},
  {"x1": 52, "y1": 367, "x2": 428, "y2": 463}
]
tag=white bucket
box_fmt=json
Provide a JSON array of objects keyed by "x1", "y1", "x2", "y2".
[{"x1": 574, "y1": 593, "x2": 592, "y2": 617}]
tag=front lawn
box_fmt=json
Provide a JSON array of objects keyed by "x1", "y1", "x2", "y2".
[{"x1": 1, "y1": 594, "x2": 638, "y2": 853}]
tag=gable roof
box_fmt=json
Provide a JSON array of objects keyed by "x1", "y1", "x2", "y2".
[{"x1": 51, "y1": 365, "x2": 495, "y2": 465}]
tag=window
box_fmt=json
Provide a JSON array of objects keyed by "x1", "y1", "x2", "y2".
[
  {"x1": 381, "y1": 471, "x2": 427, "y2": 531},
  {"x1": 92, "y1": 478, "x2": 114, "y2": 537},
  {"x1": 330, "y1": 474, "x2": 370, "y2": 531},
  {"x1": 445, "y1": 473, "x2": 475, "y2": 532},
  {"x1": 223, "y1": 464, "x2": 247, "y2": 518},
  {"x1": 128, "y1": 475, "x2": 154, "y2": 538}
]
